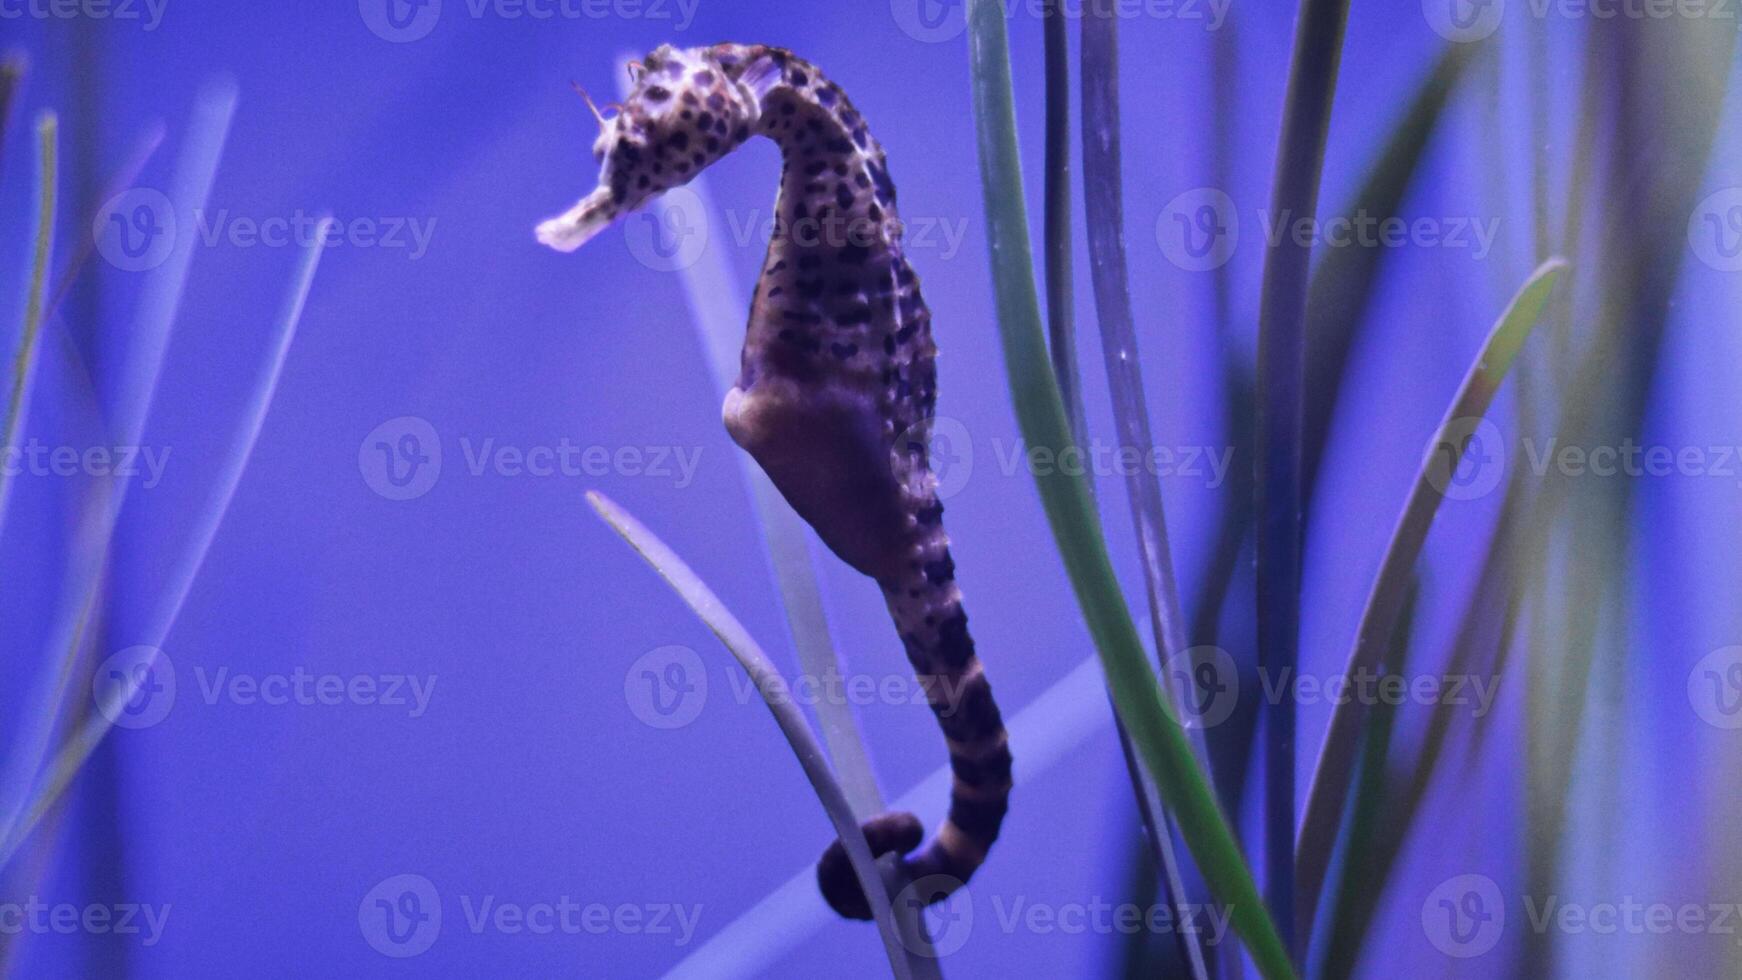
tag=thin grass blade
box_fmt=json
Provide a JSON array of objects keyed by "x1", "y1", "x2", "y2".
[
  {"x1": 964, "y1": 2, "x2": 1291, "y2": 974},
  {"x1": 1077, "y1": 13, "x2": 1213, "y2": 978},
  {"x1": 1038, "y1": 11, "x2": 1199, "y2": 974},
  {"x1": 1256, "y1": 0, "x2": 1350, "y2": 949},
  {"x1": 0, "y1": 53, "x2": 25, "y2": 183},
  {"x1": 1080, "y1": 3, "x2": 1194, "y2": 709},
  {"x1": 0, "y1": 217, "x2": 329, "y2": 869},
  {"x1": 0, "y1": 111, "x2": 57, "y2": 535},
  {"x1": 1317, "y1": 478, "x2": 1528, "y2": 975},
  {"x1": 1294, "y1": 257, "x2": 1566, "y2": 932},
  {"x1": 1041, "y1": 0, "x2": 1166, "y2": 916},
  {"x1": 586, "y1": 491, "x2": 916, "y2": 980},
  {"x1": 1041, "y1": 1, "x2": 1084, "y2": 436},
  {"x1": 612, "y1": 56, "x2": 886, "y2": 823},
  {"x1": 1301, "y1": 40, "x2": 1482, "y2": 505},
  {"x1": 42, "y1": 122, "x2": 166, "y2": 327},
  {"x1": 1187, "y1": 48, "x2": 1477, "y2": 909},
  {"x1": 1520, "y1": 21, "x2": 1735, "y2": 974},
  {"x1": 0, "y1": 81, "x2": 238, "y2": 846},
  {"x1": 1311, "y1": 580, "x2": 1418, "y2": 977},
  {"x1": 659, "y1": 653, "x2": 1117, "y2": 978}
]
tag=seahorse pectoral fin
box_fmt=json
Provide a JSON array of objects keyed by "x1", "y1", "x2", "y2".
[{"x1": 723, "y1": 383, "x2": 911, "y2": 582}]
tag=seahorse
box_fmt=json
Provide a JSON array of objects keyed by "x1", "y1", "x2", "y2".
[{"x1": 536, "y1": 43, "x2": 1011, "y2": 920}]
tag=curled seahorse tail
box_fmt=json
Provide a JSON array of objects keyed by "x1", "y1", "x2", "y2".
[
  {"x1": 816, "y1": 812, "x2": 923, "y2": 920},
  {"x1": 816, "y1": 578, "x2": 1013, "y2": 920}
]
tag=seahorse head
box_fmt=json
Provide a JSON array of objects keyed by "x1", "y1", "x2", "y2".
[{"x1": 536, "y1": 43, "x2": 777, "y2": 253}]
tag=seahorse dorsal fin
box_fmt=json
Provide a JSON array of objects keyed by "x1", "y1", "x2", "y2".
[{"x1": 738, "y1": 53, "x2": 784, "y2": 101}]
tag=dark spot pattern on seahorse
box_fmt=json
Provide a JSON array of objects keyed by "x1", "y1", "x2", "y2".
[
  {"x1": 923, "y1": 556, "x2": 955, "y2": 586},
  {"x1": 935, "y1": 610, "x2": 974, "y2": 672},
  {"x1": 868, "y1": 160, "x2": 896, "y2": 204}
]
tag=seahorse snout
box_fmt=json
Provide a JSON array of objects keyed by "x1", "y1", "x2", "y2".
[{"x1": 535, "y1": 187, "x2": 617, "y2": 253}]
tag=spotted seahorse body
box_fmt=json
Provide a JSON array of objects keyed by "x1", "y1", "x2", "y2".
[{"x1": 537, "y1": 42, "x2": 1011, "y2": 919}]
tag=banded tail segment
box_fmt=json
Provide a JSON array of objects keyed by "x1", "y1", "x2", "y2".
[{"x1": 817, "y1": 528, "x2": 1013, "y2": 919}]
